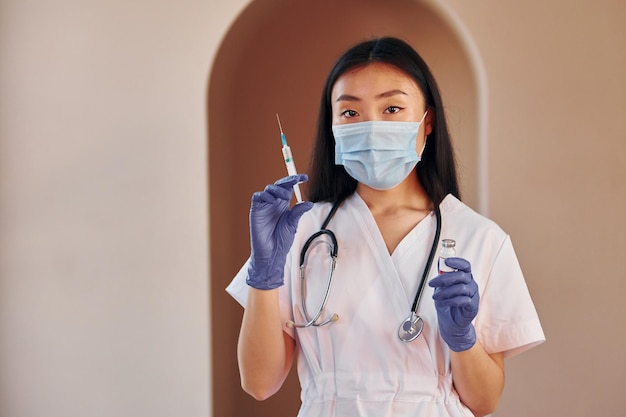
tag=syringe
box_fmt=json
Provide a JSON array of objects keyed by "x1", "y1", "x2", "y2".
[{"x1": 276, "y1": 114, "x2": 303, "y2": 203}]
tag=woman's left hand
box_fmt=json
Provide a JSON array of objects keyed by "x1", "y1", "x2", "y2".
[{"x1": 429, "y1": 257, "x2": 479, "y2": 352}]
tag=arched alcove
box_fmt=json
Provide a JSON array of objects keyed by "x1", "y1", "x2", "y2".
[{"x1": 208, "y1": 1, "x2": 484, "y2": 415}]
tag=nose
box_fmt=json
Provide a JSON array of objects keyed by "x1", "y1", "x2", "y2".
[{"x1": 359, "y1": 109, "x2": 382, "y2": 122}]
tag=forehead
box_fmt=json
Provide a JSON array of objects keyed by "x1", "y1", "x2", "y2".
[{"x1": 331, "y1": 62, "x2": 423, "y2": 101}]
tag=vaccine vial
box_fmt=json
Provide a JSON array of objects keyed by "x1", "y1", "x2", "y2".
[{"x1": 438, "y1": 239, "x2": 456, "y2": 274}]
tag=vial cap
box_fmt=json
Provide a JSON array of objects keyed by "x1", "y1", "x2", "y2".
[{"x1": 442, "y1": 239, "x2": 456, "y2": 248}]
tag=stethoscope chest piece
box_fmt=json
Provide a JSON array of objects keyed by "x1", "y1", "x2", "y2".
[{"x1": 398, "y1": 312, "x2": 424, "y2": 342}]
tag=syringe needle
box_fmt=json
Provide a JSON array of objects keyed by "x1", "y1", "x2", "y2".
[
  {"x1": 276, "y1": 114, "x2": 287, "y2": 146},
  {"x1": 276, "y1": 113, "x2": 283, "y2": 133}
]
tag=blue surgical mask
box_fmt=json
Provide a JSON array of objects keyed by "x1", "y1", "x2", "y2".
[{"x1": 332, "y1": 113, "x2": 427, "y2": 190}]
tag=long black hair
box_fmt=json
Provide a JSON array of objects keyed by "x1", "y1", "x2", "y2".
[{"x1": 307, "y1": 37, "x2": 460, "y2": 206}]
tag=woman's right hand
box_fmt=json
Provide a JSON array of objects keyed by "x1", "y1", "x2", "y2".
[{"x1": 246, "y1": 174, "x2": 313, "y2": 290}]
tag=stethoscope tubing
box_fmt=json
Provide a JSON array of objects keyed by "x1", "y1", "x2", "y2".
[
  {"x1": 410, "y1": 207, "x2": 442, "y2": 314},
  {"x1": 291, "y1": 199, "x2": 344, "y2": 328},
  {"x1": 298, "y1": 256, "x2": 337, "y2": 327}
]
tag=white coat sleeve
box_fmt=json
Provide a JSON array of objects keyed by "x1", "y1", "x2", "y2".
[
  {"x1": 474, "y1": 235, "x2": 545, "y2": 358},
  {"x1": 225, "y1": 255, "x2": 297, "y2": 338},
  {"x1": 225, "y1": 259, "x2": 251, "y2": 308}
]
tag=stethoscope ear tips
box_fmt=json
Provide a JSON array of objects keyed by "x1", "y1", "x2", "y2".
[{"x1": 285, "y1": 314, "x2": 339, "y2": 329}]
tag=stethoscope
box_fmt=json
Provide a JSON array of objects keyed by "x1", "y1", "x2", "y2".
[{"x1": 286, "y1": 197, "x2": 442, "y2": 343}]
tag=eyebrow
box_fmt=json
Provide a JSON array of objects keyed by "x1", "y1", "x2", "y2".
[{"x1": 335, "y1": 89, "x2": 408, "y2": 102}]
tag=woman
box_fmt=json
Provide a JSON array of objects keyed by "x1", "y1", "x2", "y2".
[{"x1": 226, "y1": 37, "x2": 544, "y2": 417}]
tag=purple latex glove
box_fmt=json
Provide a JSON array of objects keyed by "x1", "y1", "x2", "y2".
[
  {"x1": 246, "y1": 174, "x2": 313, "y2": 290},
  {"x1": 428, "y1": 257, "x2": 479, "y2": 352}
]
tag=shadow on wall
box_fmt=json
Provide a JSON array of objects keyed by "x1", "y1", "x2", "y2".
[{"x1": 208, "y1": 0, "x2": 480, "y2": 415}]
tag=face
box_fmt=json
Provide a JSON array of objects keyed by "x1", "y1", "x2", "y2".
[{"x1": 330, "y1": 62, "x2": 433, "y2": 145}]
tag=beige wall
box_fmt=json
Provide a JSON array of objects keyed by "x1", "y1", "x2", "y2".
[
  {"x1": 0, "y1": 0, "x2": 250, "y2": 415},
  {"x1": 447, "y1": 1, "x2": 626, "y2": 415},
  {"x1": 1, "y1": 0, "x2": 625, "y2": 417}
]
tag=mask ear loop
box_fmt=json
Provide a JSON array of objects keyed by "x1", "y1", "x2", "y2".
[
  {"x1": 418, "y1": 139, "x2": 427, "y2": 159},
  {"x1": 418, "y1": 110, "x2": 429, "y2": 159}
]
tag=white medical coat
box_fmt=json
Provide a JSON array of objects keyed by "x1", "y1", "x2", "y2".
[{"x1": 227, "y1": 193, "x2": 545, "y2": 417}]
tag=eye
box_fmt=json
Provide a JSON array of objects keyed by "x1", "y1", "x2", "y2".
[
  {"x1": 340, "y1": 109, "x2": 358, "y2": 118},
  {"x1": 384, "y1": 106, "x2": 402, "y2": 114}
]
